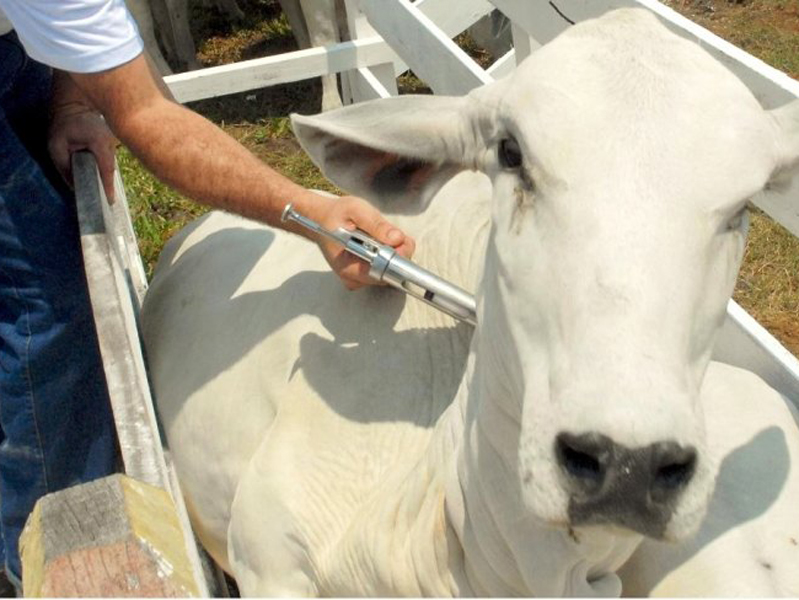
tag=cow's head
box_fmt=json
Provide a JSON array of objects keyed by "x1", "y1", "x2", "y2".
[{"x1": 292, "y1": 9, "x2": 799, "y2": 542}]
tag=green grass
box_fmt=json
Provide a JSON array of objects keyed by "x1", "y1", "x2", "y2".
[{"x1": 666, "y1": 0, "x2": 799, "y2": 78}]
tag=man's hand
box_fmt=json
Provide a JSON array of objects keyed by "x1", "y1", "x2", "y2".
[
  {"x1": 48, "y1": 105, "x2": 119, "y2": 202},
  {"x1": 314, "y1": 196, "x2": 416, "y2": 290}
]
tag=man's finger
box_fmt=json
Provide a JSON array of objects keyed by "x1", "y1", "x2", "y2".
[
  {"x1": 92, "y1": 142, "x2": 117, "y2": 203},
  {"x1": 367, "y1": 215, "x2": 404, "y2": 248},
  {"x1": 333, "y1": 253, "x2": 373, "y2": 286},
  {"x1": 47, "y1": 139, "x2": 72, "y2": 187},
  {"x1": 394, "y1": 235, "x2": 416, "y2": 259},
  {"x1": 350, "y1": 203, "x2": 414, "y2": 255}
]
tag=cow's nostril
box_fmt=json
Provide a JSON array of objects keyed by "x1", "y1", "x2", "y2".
[
  {"x1": 560, "y1": 445, "x2": 602, "y2": 479},
  {"x1": 651, "y1": 444, "x2": 696, "y2": 500},
  {"x1": 555, "y1": 433, "x2": 609, "y2": 493},
  {"x1": 655, "y1": 460, "x2": 693, "y2": 488}
]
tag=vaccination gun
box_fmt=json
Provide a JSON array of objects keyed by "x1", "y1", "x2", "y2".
[{"x1": 282, "y1": 203, "x2": 477, "y2": 326}]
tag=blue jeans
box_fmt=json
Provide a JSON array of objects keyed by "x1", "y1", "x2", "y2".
[{"x1": 0, "y1": 32, "x2": 118, "y2": 585}]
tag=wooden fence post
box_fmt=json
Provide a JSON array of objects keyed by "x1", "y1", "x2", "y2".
[{"x1": 20, "y1": 475, "x2": 199, "y2": 597}]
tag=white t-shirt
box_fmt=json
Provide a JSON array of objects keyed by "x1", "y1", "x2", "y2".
[
  {"x1": 0, "y1": 9, "x2": 11, "y2": 36},
  {"x1": 0, "y1": 1, "x2": 144, "y2": 73}
]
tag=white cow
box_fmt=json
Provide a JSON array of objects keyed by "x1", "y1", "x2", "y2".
[{"x1": 141, "y1": 8, "x2": 799, "y2": 596}]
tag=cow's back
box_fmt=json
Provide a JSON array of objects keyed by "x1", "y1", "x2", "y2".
[{"x1": 141, "y1": 171, "x2": 491, "y2": 570}]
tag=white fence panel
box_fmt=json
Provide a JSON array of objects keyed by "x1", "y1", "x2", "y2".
[
  {"x1": 416, "y1": 0, "x2": 495, "y2": 42},
  {"x1": 717, "y1": 301, "x2": 799, "y2": 406},
  {"x1": 165, "y1": 37, "x2": 397, "y2": 103},
  {"x1": 511, "y1": 22, "x2": 539, "y2": 64},
  {"x1": 349, "y1": 66, "x2": 396, "y2": 101},
  {"x1": 342, "y1": 0, "x2": 398, "y2": 103},
  {"x1": 358, "y1": 0, "x2": 493, "y2": 95},
  {"x1": 487, "y1": 49, "x2": 516, "y2": 79}
]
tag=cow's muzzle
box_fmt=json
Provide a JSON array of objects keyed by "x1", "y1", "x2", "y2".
[{"x1": 555, "y1": 432, "x2": 697, "y2": 538}]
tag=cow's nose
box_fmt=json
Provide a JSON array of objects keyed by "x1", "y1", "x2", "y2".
[
  {"x1": 555, "y1": 432, "x2": 697, "y2": 537},
  {"x1": 555, "y1": 432, "x2": 612, "y2": 495}
]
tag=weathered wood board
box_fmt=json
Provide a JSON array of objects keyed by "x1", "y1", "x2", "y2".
[{"x1": 20, "y1": 475, "x2": 199, "y2": 597}]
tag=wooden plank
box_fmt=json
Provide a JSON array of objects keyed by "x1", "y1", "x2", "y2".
[
  {"x1": 510, "y1": 22, "x2": 538, "y2": 64},
  {"x1": 348, "y1": 66, "x2": 395, "y2": 101},
  {"x1": 164, "y1": 453, "x2": 231, "y2": 598},
  {"x1": 165, "y1": 0, "x2": 495, "y2": 105},
  {"x1": 415, "y1": 0, "x2": 495, "y2": 40},
  {"x1": 715, "y1": 301, "x2": 799, "y2": 409},
  {"x1": 359, "y1": 0, "x2": 493, "y2": 95},
  {"x1": 73, "y1": 152, "x2": 212, "y2": 596},
  {"x1": 753, "y1": 177, "x2": 799, "y2": 240},
  {"x1": 110, "y1": 168, "x2": 149, "y2": 309},
  {"x1": 342, "y1": 0, "x2": 398, "y2": 104},
  {"x1": 75, "y1": 152, "x2": 168, "y2": 489},
  {"x1": 487, "y1": 48, "x2": 516, "y2": 79},
  {"x1": 20, "y1": 475, "x2": 200, "y2": 597},
  {"x1": 164, "y1": 37, "x2": 398, "y2": 104},
  {"x1": 388, "y1": 0, "x2": 496, "y2": 78},
  {"x1": 490, "y1": 0, "x2": 573, "y2": 48}
]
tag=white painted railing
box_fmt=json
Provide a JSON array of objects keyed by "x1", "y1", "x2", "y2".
[{"x1": 160, "y1": 0, "x2": 799, "y2": 404}]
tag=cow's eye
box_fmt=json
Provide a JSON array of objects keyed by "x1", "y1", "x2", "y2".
[{"x1": 498, "y1": 137, "x2": 522, "y2": 169}]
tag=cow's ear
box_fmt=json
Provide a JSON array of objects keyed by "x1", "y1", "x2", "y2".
[
  {"x1": 291, "y1": 95, "x2": 481, "y2": 211},
  {"x1": 768, "y1": 99, "x2": 799, "y2": 192}
]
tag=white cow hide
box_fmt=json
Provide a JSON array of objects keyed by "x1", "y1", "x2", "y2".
[
  {"x1": 618, "y1": 364, "x2": 799, "y2": 596},
  {"x1": 142, "y1": 8, "x2": 799, "y2": 596}
]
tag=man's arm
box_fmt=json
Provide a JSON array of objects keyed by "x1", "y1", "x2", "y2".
[
  {"x1": 66, "y1": 53, "x2": 414, "y2": 289},
  {"x1": 49, "y1": 69, "x2": 119, "y2": 201}
]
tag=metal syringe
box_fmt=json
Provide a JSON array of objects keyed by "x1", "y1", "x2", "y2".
[{"x1": 282, "y1": 203, "x2": 476, "y2": 326}]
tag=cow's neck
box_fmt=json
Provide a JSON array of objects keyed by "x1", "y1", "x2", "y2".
[
  {"x1": 438, "y1": 334, "x2": 642, "y2": 596},
  {"x1": 324, "y1": 312, "x2": 635, "y2": 595}
]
